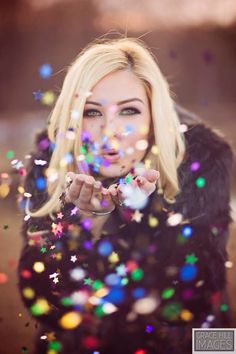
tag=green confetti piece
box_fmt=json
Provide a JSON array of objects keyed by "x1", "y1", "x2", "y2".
[
  {"x1": 121, "y1": 278, "x2": 129, "y2": 285},
  {"x1": 185, "y1": 253, "x2": 198, "y2": 264},
  {"x1": 131, "y1": 268, "x2": 143, "y2": 281},
  {"x1": 40, "y1": 247, "x2": 47, "y2": 253},
  {"x1": 125, "y1": 175, "x2": 133, "y2": 184},
  {"x1": 84, "y1": 277, "x2": 93, "y2": 285},
  {"x1": 92, "y1": 280, "x2": 103, "y2": 290},
  {"x1": 162, "y1": 288, "x2": 175, "y2": 299},
  {"x1": 94, "y1": 305, "x2": 105, "y2": 317},
  {"x1": 6, "y1": 150, "x2": 14, "y2": 159},
  {"x1": 220, "y1": 303, "x2": 229, "y2": 312},
  {"x1": 60, "y1": 297, "x2": 73, "y2": 306},
  {"x1": 85, "y1": 154, "x2": 93, "y2": 163},
  {"x1": 162, "y1": 302, "x2": 182, "y2": 320},
  {"x1": 48, "y1": 341, "x2": 62, "y2": 351},
  {"x1": 195, "y1": 177, "x2": 206, "y2": 188},
  {"x1": 30, "y1": 303, "x2": 45, "y2": 316},
  {"x1": 80, "y1": 146, "x2": 87, "y2": 154}
]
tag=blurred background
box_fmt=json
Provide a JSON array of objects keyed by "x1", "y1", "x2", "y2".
[{"x1": 0, "y1": 0, "x2": 236, "y2": 353}]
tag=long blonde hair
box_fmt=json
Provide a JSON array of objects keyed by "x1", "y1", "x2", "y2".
[{"x1": 28, "y1": 37, "x2": 186, "y2": 217}]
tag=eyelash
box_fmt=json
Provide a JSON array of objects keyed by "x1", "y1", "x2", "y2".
[{"x1": 83, "y1": 107, "x2": 141, "y2": 118}]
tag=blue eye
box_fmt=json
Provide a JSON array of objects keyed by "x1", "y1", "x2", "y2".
[
  {"x1": 83, "y1": 109, "x2": 102, "y2": 118},
  {"x1": 119, "y1": 107, "x2": 141, "y2": 116}
]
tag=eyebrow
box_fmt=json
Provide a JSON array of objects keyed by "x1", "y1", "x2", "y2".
[{"x1": 85, "y1": 98, "x2": 144, "y2": 106}]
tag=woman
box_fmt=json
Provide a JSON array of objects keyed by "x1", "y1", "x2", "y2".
[{"x1": 18, "y1": 38, "x2": 234, "y2": 354}]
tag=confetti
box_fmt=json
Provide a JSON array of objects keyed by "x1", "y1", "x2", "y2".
[
  {"x1": 59, "y1": 312, "x2": 82, "y2": 329},
  {"x1": 133, "y1": 296, "x2": 159, "y2": 315},
  {"x1": 195, "y1": 177, "x2": 206, "y2": 188},
  {"x1": 39, "y1": 63, "x2": 53, "y2": 79},
  {"x1": 97, "y1": 241, "x2": 113, "y2": 257},
  {"x1": 22, "y1": 287, "x2": 35, "y2": 299},
  {"x1": 0, "y1": 184, "x2": 10, "y2": 198},
  {"x1": 31, "y1": 299, "x2": 50, "y2": 316},
  {"x1": 33, "y1": 262, "x2": 45, "y2": 273},
  {"x1": 167, "y1": 213, "x2": 183, "y2": 226},
  {"x1": 161, "y1": 288, "x2": 175, "y2": 299},
  {"x1": 6, "y1": 150, "x2": 14, "y2": 159},
  {"x1": 0, "y1": 273, "x2": 8, "y2": 284},
  {"x1": 131, "y1": 268, "x2": 143, "y2": 281},
  {"x1": 179, "y1": 264, "x2": 197, "y2": 282}
]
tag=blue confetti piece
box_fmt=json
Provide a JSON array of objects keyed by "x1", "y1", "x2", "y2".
[
  {"x1": 103, "y1": 287, "x2": 125, "y2": 304},
  {"x1": 132, "y1": 287, "x2": 146, "y2": 299},
  {"x1": 105, "y1": 273, "x2": 122, "y2": 286},
  {"x1": 180, "y1": 264, "x2": 197, "y2": 282},
  {"x1": 97, "y1": 240, "x2": 113, "y2": 257},
  {"x1": 39, "y1": 63, "x2": 53, "y2": 79},
  {"x1": 35, "y1": 177, "x2": 46, "y2": 190},
  {"x1": 181, "y1": 225, "x2": 193, "y2": 238}
]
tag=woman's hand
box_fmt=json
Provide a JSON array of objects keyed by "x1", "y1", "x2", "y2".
[
  {"x1": 64, "y1": 172, "x2": 115, "y2": 214},
  {"x1": 108, "y1": 169, "x2": 160, "y2": 209}
]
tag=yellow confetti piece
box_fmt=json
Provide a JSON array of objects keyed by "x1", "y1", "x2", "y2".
[
  {"x1": 41, "y1": 90, "x2": 56, "y2": 106},
  {"x1": 148, "y1": 215, "x2": 159, "y2": 228},
  {"x1": 18, "y1": 186, "x2": 25, "y2": 194},
  {"x1": 33, "y1": 262, "x2": 45, "y2": 273},
  {"x1": 180, "y1": 309, "x2": 193, "y2": 321},
  {"x1": 22, "y1": 287, "x2": 35, "y2": 299},
  {"x1": 108, "y1": 252, "x2": 119, "y2": 263},
  {"x1": 151, "y1": 145, "x2": 159, "y2": 155},
  {"x1": 59, "y1": 311, "x2": 82, "y2": 329},
  {"x1": 0, "y1": 184, "x2": 10, "y2": 198},
  {"x1": 144, "y1": 159, "x2": 152, "y2": 169}
]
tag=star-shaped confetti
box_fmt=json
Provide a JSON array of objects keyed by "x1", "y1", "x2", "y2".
[
  {"x1": 84, "y1": 277, "x2": 93, "y2": 285},
  {"x1": 70, "y1": 255, "x2": 77, "y2": 263},
  {"x1": 185, "y1": 253, "x2": 198, "y2": 264},
  {"x1": 116, "y1": 264, "x2": 127, "y2": 277},
  {"x1": 57, "y1": 212, "x2": 64, "y2": 219},
  {"x1": 131, "y1": 210, "x2": 143, "y2": 223},
  {"x1": 70, "y1": 206, "x2": 78, "y2": 216},
  {"x1": 33, "y1": 90, "x2": 43, "y2": 101},
  {"x1": 51, "y1": 222, "x2": 63, "y2": 237}
]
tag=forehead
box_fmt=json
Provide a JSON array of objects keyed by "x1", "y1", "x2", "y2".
[{"x1": 90, "y1": 70, "x2": 148, "y2": 103}]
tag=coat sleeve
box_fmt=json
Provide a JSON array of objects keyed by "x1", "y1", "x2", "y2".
[
  {"x1": 151, "y1": 123, "x2": 234, "y2": 325},
  {"x1": 17, "y1": 131, "x2": 99, "y2": 331}
]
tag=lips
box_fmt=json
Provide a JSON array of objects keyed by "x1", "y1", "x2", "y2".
[{"x1": 102, "y1": 149, "x2": 120, "y2": 163}]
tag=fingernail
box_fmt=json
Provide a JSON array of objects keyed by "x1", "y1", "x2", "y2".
[{"x1": 136, "y1": 177, "x2": 144, "y2": 186}]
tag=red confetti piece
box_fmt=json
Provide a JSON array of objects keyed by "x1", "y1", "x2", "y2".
[{"x1": 0, "y1": 272, "x2": 8, "y2": 284}]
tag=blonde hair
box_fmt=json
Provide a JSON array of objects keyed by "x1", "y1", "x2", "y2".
[{"x1": 28, "y1": 37, "x2": 186, "y2": 217}]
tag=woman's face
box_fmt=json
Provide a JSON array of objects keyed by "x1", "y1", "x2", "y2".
[{"x1": 81, "y1": 70, "x2": 152, "y2": 178}]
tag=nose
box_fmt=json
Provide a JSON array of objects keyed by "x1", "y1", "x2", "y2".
[{"x1": 101, "y1": 106, "x2": 122, "y2": 139}]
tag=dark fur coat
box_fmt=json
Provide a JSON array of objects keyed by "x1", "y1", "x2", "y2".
[{"x1": 18, "y1": 104, "x2": 234, "y2": 354}]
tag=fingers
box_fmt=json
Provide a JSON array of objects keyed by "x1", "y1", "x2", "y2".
[
  {"x1": 139, "y1": 169, "x2": 160, "y2": 183},
  {"x1": 78, "y1": 176, "x2": 95, "y2": 204},
  {"x1": 66, "y1": 174, "x2": 95, "y2": 204},
  {"x1": 101, "y1": 188, "x2": 113, "y2": 209},
  {"x1": 65, "y1": 173, "x2": 114, "y2": 212}
]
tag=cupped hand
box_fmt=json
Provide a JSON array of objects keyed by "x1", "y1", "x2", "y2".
[
  {"x1": 108, "y1": 169, "x2": 160, "y2": 208},
  {"x1": 64, "y1": 172, "x2": 115, "y2": 214}
]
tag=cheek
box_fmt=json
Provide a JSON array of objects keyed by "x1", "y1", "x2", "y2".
[{"x1": 82, "y1": 121, "x2": 103, "y2": 140}]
